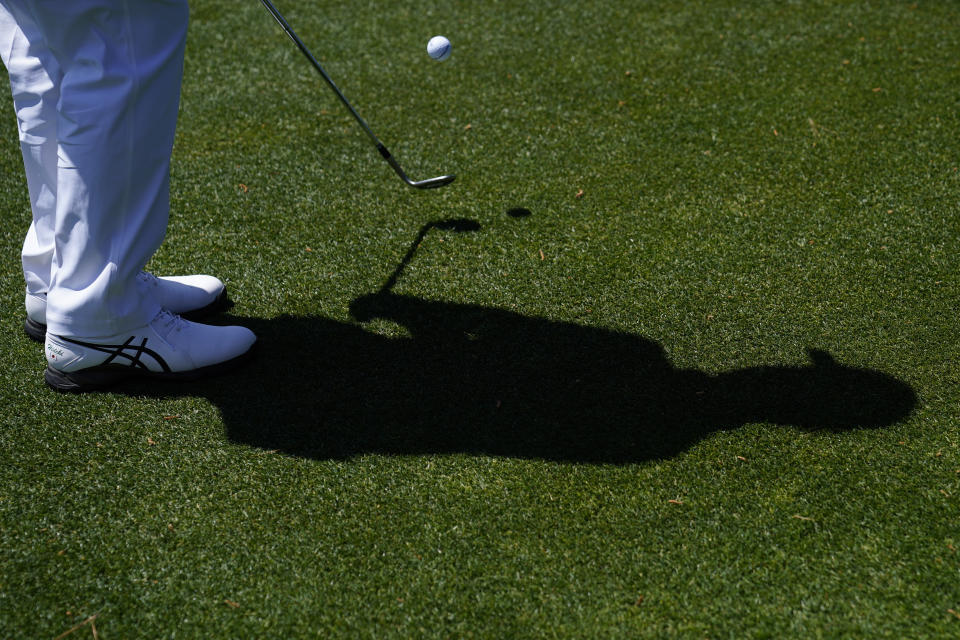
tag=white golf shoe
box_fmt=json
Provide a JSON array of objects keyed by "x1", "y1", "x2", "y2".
[
  {"x1": 44, "y1": 309, "x2": 256, "y2": 392},
  {"x1": 25, "y1": 272, "x2": 228, "y2": 342}
]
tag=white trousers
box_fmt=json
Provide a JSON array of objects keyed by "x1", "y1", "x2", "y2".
[{"x1": 0, "y1": 0, "x2": 189, "y2": 337}]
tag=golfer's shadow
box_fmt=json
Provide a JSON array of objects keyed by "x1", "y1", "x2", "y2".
[
  {"x1": 176, "y1": 216, "x2": 916, "y2": 463},
  {"x1": 201, "y1": 295, "x2": 915, "y2": 463}
]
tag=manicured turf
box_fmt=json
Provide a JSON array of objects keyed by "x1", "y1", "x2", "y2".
[{"x1": 2, "y1": 0, "x2": 959, "y2": 637}]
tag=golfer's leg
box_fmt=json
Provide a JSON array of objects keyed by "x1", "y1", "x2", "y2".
[
  {"x1": 0, "y1": 3, "x2": 60, "y2": 300},
  {"x1": 28, "y1": 0, "x2": 190, "y2": 338}
]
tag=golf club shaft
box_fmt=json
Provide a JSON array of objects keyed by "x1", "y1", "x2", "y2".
[
  {"x1": 258, "y1": 0, "x2": 381, "y2": 147},
  {"x1": 258, "y1": 0, "x2": 455, "y2": 189},
  {"x1": 260, "y1": 0, "x2": 456, "y2": 189}
]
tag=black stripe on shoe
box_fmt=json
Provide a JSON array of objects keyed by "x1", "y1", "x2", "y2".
[
  {"x1": 44, "y1": 341, "x2": 255, "y2": 393},
  {"x1": 59, "y1": 335, "x2": 173, "y2": 372}
]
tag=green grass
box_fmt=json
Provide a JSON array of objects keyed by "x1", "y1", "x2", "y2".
[{"x1": 2, "y1": 0, "x2": 959, "y2": 637}]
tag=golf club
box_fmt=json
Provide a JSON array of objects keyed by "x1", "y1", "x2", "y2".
[{"x1": 258, "y1": 0, "x2": 456, "y2": 189}]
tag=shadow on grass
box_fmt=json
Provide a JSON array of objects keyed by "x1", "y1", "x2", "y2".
[
  {"x1": 132, "y1": 216, "x2": 917, "y2": 463},
  {"x1": 182, "y1": 299, "x2": 915, "y2": 463}
]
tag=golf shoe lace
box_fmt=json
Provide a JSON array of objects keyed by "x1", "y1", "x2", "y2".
[{"x1": 152, "y1": 308, "x2": 187, "y2": 340}]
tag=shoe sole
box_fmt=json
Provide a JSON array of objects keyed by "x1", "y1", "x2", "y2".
[
  {"x1": 24, "y1": 289, "x2": 231, "y2": 343},
  {"x1": 44, "y1": 343, "x2": 254, "y2": 393},
  {"x1": 24, "y1": 316, "x2": 45, "y2": 342}
]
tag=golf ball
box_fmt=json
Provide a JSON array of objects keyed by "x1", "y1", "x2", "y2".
[{"x1": 427, "y1": 35, "x2": 451, "y2": 61}]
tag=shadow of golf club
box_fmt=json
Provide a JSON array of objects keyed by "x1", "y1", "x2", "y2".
[
  {"x1": 379, "y1": 218, "x2": 481, "y2": 294},
  {"x1": 136, "y1": 215, "x2": 917, "y2": 464}
]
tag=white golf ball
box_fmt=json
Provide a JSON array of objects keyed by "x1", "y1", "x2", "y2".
[{"x1": 427, "y1": 35, "x2": 451, "y2": 61}]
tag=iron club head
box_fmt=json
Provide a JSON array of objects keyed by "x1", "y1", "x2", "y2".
[
  {"x1": 407, "y1": 174, "x2": 456, "y2": 189},
  {"x1": 379, "y1": 145, "x2": 455, "y2": 190}
]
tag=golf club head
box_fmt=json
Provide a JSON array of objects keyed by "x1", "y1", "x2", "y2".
[
  {"x1": 380, "y1": 145, "x2": 455, "y2": 190},
  {"x1": 407, "y1": 174, "x2": 457, "y2": 189}
]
